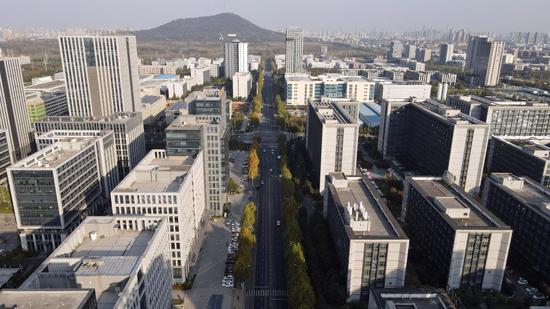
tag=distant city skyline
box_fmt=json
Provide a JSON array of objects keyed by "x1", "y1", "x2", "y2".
[{"x1": 2, "y1": 0, "x2": 549, "y2": 33}]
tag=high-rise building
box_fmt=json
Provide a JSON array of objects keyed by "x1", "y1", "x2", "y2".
[
  {"x1": 285, "y1": 74, "x2": 375, "y2": 106},
  {"x1": 15, "y1": 216, "x2": 172, "y2": 309},
  {"x1": 7, "y1": 135, "x2": 116, "y2": 252},
  {"x1": 378, "y1": 99, "x2": 490, "y2": 193},
  {"x1": 111, "y1": 149, "x2": 206, "y2": 282},
  {"x1": 0, "y1": 129, "x2": 13, "y2": 184},
  {"x1": 415, "y1": 48, "x2": 431, "y2": 62},
  {"x1": 440, "y1": 43, "x2": 454, "y2": 64},
  {"x1": 285, "y1": 27, "x2": 304, "y2": 74},
  {"x1": 388, "y1": 41, "x2": 404, "y2": 60},
  {"x1": 34, "y1": 112, "x2": 146, "y2": 177},
  {"x1": 0, "y1": 58, "x2": 33, "y2": 160},
  {"x1": 59, "y1": 35, "x2": 141, "y2": 118},
  {"x1": 486, "y1": 137, "x2": 550, "y2": 189},
  {"x1": 402, "y1": 175, "x2": 512, "y2": 291},
  {"x1": 404, "y1": 44, "x2": 416, "y2": 59},
  {"x1": 447, "y1": 95, "x2": 550, "y2": 136},
  {"x1": 306, "y1": 98, "x2": 359, "y2": 192},
  {"x1": 224, "y1": 40, "x2": 248, "y2": 78},
  {"x1": 482, "y1": 173, "x2": 550, "y2": 282},
  {"x1": 232, "y1": 71, "x2": 252, "y2": 99},
  {"x1": 324, "y1": 174, "x2": 409, "y2": 302},
  {"x1": 465, "y1": 36, "x2": 505, "y2": 86}
]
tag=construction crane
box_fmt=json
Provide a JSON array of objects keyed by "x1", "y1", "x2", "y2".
[{"x1": 218, "y1": 33, "x2": 224, "y2": 41}]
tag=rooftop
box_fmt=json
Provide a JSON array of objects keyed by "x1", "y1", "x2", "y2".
[
  {"x1": 0, "y1": 289, "x2": 95, "y2": 309},
  {"x1": 141, "y1": 95, "x2": 163, "y2": 105},
  {"x1": 25, "y1": 79, "x2": 65, "y2": 92},
  {"x1": 10, "y1": 137, "x2": 97, "y2": 169},
  {"x1": 408, "y1": 176, "x2": 507, "y2": 229},
  {"x1": 114, "y1": 150, "x2": 195, "y2": 193},
  {"x1": 310, "y1": 100, "x2": 357, "y2": 125},
  {"x1": 40, "y1": 112, "x2": 142, "y2": 124},
  {"x1": 498, "y1": 137, "x2": 550, "y2": 160},
  {"x1": 489, "y1": 173, "x2": 550, "y2": 221},
  {"x1": 327, "y1": 174, "x2": 406, "y2": 239},
  {"x1": 413, "y1": 100, "x2": 487, "y2": 126},
  {"x1": 370, "y1": 288, "x2": 456, "y2": 309}
]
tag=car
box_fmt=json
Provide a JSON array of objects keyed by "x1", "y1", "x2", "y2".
[
  {"x1": 263, "y1": 149, "x2": 266, "y2": 152},
  {"x1": 517, "y1": 277, "x2": 528, "y2": 285},
  {"x1": 277, "y1": 155, "x2": 281, "y2": 159},
  {"x1": 533, "y1": 293, "x2": 546, "y2": 300},
  {"x1": 526, "y1": 287, "x2": 539, "y2": 295},
  {"x1": 276, "y1": 220, "x2": 281, "y2": 226},
  {"x1": 269, "y1": 168, "x2": 272, "y2": 173}
]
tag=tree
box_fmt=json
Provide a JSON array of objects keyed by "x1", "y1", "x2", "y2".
[
  {"x1": 227, "y1": 178, "x2": 239, "y2": 194},
  {"x1": 248, "y1": 148, "x2": 260, "y2": 181}
]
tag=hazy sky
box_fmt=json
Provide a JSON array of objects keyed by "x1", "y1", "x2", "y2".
[{"x1": 3, "y1": 0, "x2": 549, "y2": 33}]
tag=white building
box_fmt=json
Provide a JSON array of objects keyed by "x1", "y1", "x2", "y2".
[
  {"x1": 232, "y1": 71, "x2": 252, "y2": 99},
  {"x1": 374, "y1": 81, "x2": 432, "y2": 102},
  {"x1": 306, "y1": 99, "x2": 359, "y2": 193},
  {"x1": 138, "y1": 64, "x2": 177, "y2": 76},
  {"x1": 111, "y1": 149, "x2": 206, "y2": 282},
  {"x1": 285, "y1": 27, "x2": 304, "y2": 73},
  {"x1": 191, "y1": 66, "x2": 211, "y2": 85},
  {"x1": 224, "y1": 40, "x2": 248, "y2": 78},
  {"x1": 0, "y1": 58, "x2": 33, "y2": 160},
  {"x1": 324, "y1": 174, "x2": 409, "y2": 302},
  {"x1": 59, "y1": 35, "x2": 141, "y2": 117},
  {"x1": 466, "y1": 36, "x2": 505, "y2": 86},
  {"x1": 17, "y1": 216, "x2": 172, "y2": 309},
  {"x1": 248, "y1": 54, "x2": 262, "y2": 71},
  {"x1": 141, "y1": 95, "x2": 166, "y2": 125},
  {"x1": 8, "y1": 135, "x2": 117, "y2": 252}
]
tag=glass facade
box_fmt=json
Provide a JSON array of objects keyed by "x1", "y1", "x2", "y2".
[{"x1": 11, "y1": 170, "x2": 59, "y2": 227}]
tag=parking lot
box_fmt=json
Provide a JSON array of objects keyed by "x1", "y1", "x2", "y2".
[{"x1": 173, "y1": 150, "x2": 250, "y2": 309}]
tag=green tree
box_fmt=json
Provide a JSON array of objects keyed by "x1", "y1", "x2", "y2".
[{"x1": 227, "y1": 178, "x2": 239, "y2": 194}]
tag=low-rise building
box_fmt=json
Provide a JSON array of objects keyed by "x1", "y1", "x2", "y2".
[
  {"x1": 374, "y1": 81, "x2": 432, "y2": 102},
  {"x1": 191, "y1": 66, "x2": 211, "y2": 85},
  {"x1": 138, "y1": 64, "x2": 177, "y2": 76},
  {"x1": 486, "y1": 137, "x2": 550, "y2": 189},
  {"x1": 111, "y1": 149, "x2": 206, "y2": 282},
  {"x1": 402, "y1": 176, "x2": 512, "y2": 291},
  {"x1": 433, "y1": 72, "x2": 458, "y2": 85},
  {"x1": 141, "y1": 95, "x2": 166, "y2": 125},
  {"x1": 482, "y1": 173, "x2": 550, "y2": 282},
  {"x1": 25, "y1": 92, "x2": 47, "y2": 124},
  {"x1": 368, "y1": 288, "x2": 456, "y2": 309},
  {"x1": 16, "y1": 216, "x2": 172, "y2": 309},
  {"x1": 405, "y1": 70, "x2": 433, "y2": 83},
  {"x1": 324, "y1": 174, "x2": 409, "y2": 302}
]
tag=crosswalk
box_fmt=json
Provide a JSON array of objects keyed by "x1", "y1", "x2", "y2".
[{"x1": 246, "y1": 289, "x2": 288, "y2": 297}]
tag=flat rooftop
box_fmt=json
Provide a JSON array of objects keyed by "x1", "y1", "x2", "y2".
[
  {"x1": 370, "y1": 288, "x2": 455, "y2": 309},
  {"x1": 489, "y1": 173, "x2": 550, "y2": 222},
  {"x1": 40, "y1": 112, "x2": 141, "y2": 124},
  {"x1": 328, "y1": 174, "x2": 405, "y2": 238},
  {"x1": 413, "y1": 100, "x2": 486, "y2": 125},
  {"x1": 10, "y1": 137, "x2": 95, "y2": 169},
  {"x1": 409, "y1": 177, "x2": 505, "y2": 229},
  {"x1": 0, "y1": 289, "x2": 94, "y2": 309},
  {"x1": 311, "y1": 100, "x2": 356, "y2": 124},
  {"x1": 502, "y1": 137, "x2": 550, "y2": 160},
  {"x1": 141, "y1": 95, "x2": 163, "y2": 104},
  {"x1": 25, "y1": 79, "x2": 65, "y2": 92},
  {"x1": 115, "y1": 152, "x2": 195, "y2": 193}
]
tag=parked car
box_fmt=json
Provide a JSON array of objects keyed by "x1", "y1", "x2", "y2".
[{"x1": 517, "y1": 277, "x2": 528, "y2": 285}]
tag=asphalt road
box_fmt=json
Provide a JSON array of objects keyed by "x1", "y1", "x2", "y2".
[{"x1": 248, "y1": 71, "x2": 289, "y2": 309}]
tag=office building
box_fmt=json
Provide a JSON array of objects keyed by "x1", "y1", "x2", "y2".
[
  {"x1": 285, "y1": 27, "x2": 304, "y2": 74},
  {"x1": 140, "y1": 95, "x2": 166, "y2": 125},
  {"x1": 440, "y1": 43, "x2": 454, "y2": 64},
  {"x1": 25, "y1": 78, "x2": 68, "y2": 116},
  {"x1": 7, "y1": 135, "x2": 116, "y2": 252},
  {"x1": 378, "y1": 100, "x2": 490, "y2": 193},
  {"x1": 0, "y1": 58, "x2": 33, "y2": 160},
  {"x1": 388, "y1": 41, "x2": 403, "y2": 60},
  {"x1": 306, "y1": 99, "x2": 359, "y2": 192},
  {"x1": 482, "y1": 173, "x2": 550, "y2": 282},
  {"x1": 285, "y1": 74, "x2": 375, "y2": 106},
  {"x1": 404, "y1": 44, "x2": 416, "y2": 59},
  {"x1": 416, "y1": 48, "x2": 432, "y2": 62},
  {"x1": 368, "y1": 288, "x2": 456, "y2": 309},
  {"x1": 190, "y1": 66, "x2": 211, "y2": 85},
  {"x1": 405, "y1": 71, "x2": 432, "y2": 84},
  {"x1": 374, "y1": 81, "x2": 432, "y2": 102},
  {"x1": 111, "y1": 149, "x2": 206, "y2": 282},
  {"x1": 402, "y1": 176, "x2": 512, "y2": 290},
  {"x1": 138, "y1": 64, "x2": 177, "y2": 76},
  {"x1": 0, "y1": 129, "x2": 13, "y2": 184},
  {"x1": 34, "y1": 112, "x2": 146, "y2": 176},
  {"x1": 232, "y1": 71, "x2": 252, "y2": 99},
  {"x1": 59, "y1": 35, "x2": 141, "y2": 117},
  {"x1": 486, "y1": 137, "x2": 550, "y2": 189},
  {"x1": 224, "y1": 40, "x2": 248, "y2": 78},
  {"x1": 17, "y1": 216, "x2": 172, "y2": 309},
  {"x1": 25, "y1": 93, "x2": 47, "y2": 124},
  {"x1": 433, "y1": 72, "x2": 457, "y2": 85},
  {"x1": 324, "y1": 174, "x2": 409, "y2": 302},
  {"x1": 447, "y1": 95, "x2": 550, "y2": 136},
  {"x1": 465, "y1": 36, "x2": 505, "y2": 86}
]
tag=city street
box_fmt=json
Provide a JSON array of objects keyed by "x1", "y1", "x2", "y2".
[{"x1": 247, "y1": 71, "x2": 288, "y2": 309}]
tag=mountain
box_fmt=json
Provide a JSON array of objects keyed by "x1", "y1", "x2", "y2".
[{"x1": 134, "y1": 13, "x2": 284, "y2": 42}]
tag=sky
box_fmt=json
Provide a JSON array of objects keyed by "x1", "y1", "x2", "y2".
[{"x1": 3, "y1": 0, "x2": 549, "y2": 33}]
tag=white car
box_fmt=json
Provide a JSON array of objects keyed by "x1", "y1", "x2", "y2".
[
  {"x1": 517, "y1": 277, "x2": 528, "y2": 285},
  {"x1": 276, "y1": 220, "x2": 281, "y2": 226}
]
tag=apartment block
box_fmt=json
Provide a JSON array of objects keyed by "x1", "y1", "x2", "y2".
[
  {"x1": 34, "y1": 112, "x2": 146, "y2": 176},
  {"x1": 440, "y1": 43, "x2": 454, "y2": 64},
  {"x1": 403, "y1": 176, "x2": 512, "y2": 290},
  {"x1": 224, "y1": 40, "x2": 248, "y2": 78},
  {"x1": 465, "y1": 36, "x2": 505, "y2": 87},
  {"x1": 285, "y1": 74, "x2": 375, "y2": 106},
  {"x1": 388, "y1": 41, "x2": 403, "y2": 60},
  {"x1": 7, "y1": 135, "x2": 116, "y2": 252},
  {"x1": 0, "y1": 58, "x2": 33, "y2": 160},
  {"x1": 0, "y1": 129, "x2": 13, "y2": 184},
  {"x1": 482, "y1": 173, "x2": 550, "y2": 282},
  {"x1": 486, "y1": 137, "x2": 550, "y2": 189},
  {"x1": 378, "y1": 99, "x2": 490, "y2": 193},
  {"x1": 306, "y1": 99, "x2": 359, "y2": 192},
  {"x1": 447, "y1": 95, "x2": 550, "y2": 136},
  {"x1": 16, "y1": 216, "x2": 172, "y2": 309},
  {"x1": 111, "y1": 149, "x2": 206, "y2": 282},
  {"x1": 324, "y1": 174, "x2": 409, "y2": 302},
  {"x1": 285, "y1": 27, "x2": 304, "y2": 74},
  {"x1": 59, "y1": 36, "x2": 141, "y2": 117}
]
